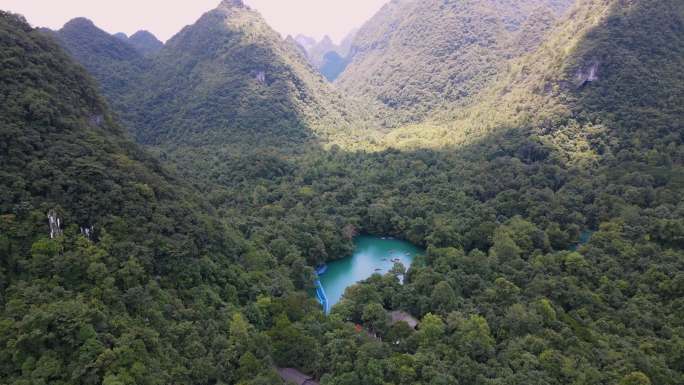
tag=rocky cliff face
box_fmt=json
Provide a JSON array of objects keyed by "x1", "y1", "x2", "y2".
[
  {"x1": 47, "y1": 210, "x2": 62, "y2": 239},
  {"x1": 574, "y1": 61, "x2": 600, "y2": 88}
]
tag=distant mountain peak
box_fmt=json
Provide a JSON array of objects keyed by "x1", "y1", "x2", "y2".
[
  {"x1": 295, "y1": 33, "x2": 356, "y2": 80},
  {"x1": 63, "y1": 17, "x2": 96, "y2": 29},
  {"x1": 295, "y1": 34, "x2": 317, "y2": 51},
  {"x1": 55, "y1": 17, "x2": 143, "y2": 94},
  {"x1": 128, "y1": 30, "x2": 163, "y2": 55},
  {"x1": 82, "y1": 0, "x2": 359, "y2": 146},
  {"x1": 58, "y1": 17, "x2": 141, "y2": 59},
  {"x1": 213, "y1": 0, "x2": 262, "y2": 29},
  {"x1": 130, "y1": 30, "x2": 157, "y2": 39},
  {"x1": 219, "y1": 0, "x2": 247, "y2": 9}
]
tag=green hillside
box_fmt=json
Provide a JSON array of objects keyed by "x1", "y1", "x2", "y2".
[
  {"x1": 56, "y1": 18, "x2": 143, "y2": 93},
  {"x1": 173, "y1": 1, "x2": 682, "y2": 383},
  {"x1": 388, "y1": 0, "x2": 684, "y2": 150},
  {"x1": 54, "y1": 1, "x2": 370, "y2": 149},
  {"x1": 55, "y1": 18, "x2": 148, "y2": 125},
  {"x1": 337, "y1": 0, "x2": 575, "y2": 123},
  {"x1": 127, "y1": 30, "x2": 163, "y2": 55},
  {"x1": 120, "y1": 0, "x2": 365, "y2": 147},
  {"x1": 139, "y1": 2, "x2": 684, "y2": 383},
  {"x1": 1, "y1": 0, "x2": 683, "y2": 384},
  {"x1": 0, "y1": 11, "x2": 314, "y2": 385}
]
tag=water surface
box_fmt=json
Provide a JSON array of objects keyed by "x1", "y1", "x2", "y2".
[{"x1": 318, "y1": 235, "x2": 423, "y2": 311}]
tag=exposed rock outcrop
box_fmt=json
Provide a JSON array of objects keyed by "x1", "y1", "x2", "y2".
[
  {"x1": 47, "y1": 209, "x2": 62, "y2": 239},
  {"x1": 80, "y1": 225, "x2": 95, "y2": 240},
  {"x1": 575, "y1": 61, "x2": 600, "y2": 88}
]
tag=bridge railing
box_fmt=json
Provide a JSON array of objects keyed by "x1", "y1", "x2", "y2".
[
  {"x1": 315, "y1": 279, "x2": 329, "y2": 314},
  {"x1": 314, "y1": 264, "x2": 330, "y2": 313}
]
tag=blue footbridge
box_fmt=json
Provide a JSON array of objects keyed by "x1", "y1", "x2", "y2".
[{"x1": 315, "y1": 265, "x2": 329, "y2": 314}]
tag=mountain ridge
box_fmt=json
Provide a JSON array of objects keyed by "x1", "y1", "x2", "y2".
[
  {"x1": 127, "y1": 30, "x2": 163, "y2": 55},
  {"x1": 54, "y1": 2, "x2": 370, "y2": 148},
  {"x1": 54, "y1": 16, "x2": 148, "y2": 120},
  {"x1": 295, "y1": 29, "x2": 358, "y2": 81},
  {"x1": 337, "y1": 0, "x2": 575, "y2": 124},
  {"x1": 122, "y1": 1, "x2": 365, "y2": 146},
  {"x1": 1, "y1": 1, "x2": 684, "y2": 385}
]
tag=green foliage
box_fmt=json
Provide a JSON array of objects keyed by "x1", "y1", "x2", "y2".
[
  {"x1": 54, "y1": 17, "x2": 146, "y2": 114},
  {"x1": 361, "y1": 303, "x2": 389, "y2": 335},
  {"x1": 2, "y1": 0, "x2": 684, "y2": 384},
  {"x1": 125, "y1": 30, "x2": 163, "y2": 56},
  {"x1": 56, "y1": 2, "x2": 369, "y2": 148},
  {"x1": 338, "y1": 0, "x2": 575, "y2": 124},
  {"x1": 0, "y1": 12, "x2": 291, "y2": 384},
  {"x1": 621, "y1": 372, "x2": 652, "y2": 385}
]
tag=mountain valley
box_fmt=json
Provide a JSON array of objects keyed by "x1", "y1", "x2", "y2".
[{"x1": 1, "y1": 0, "x2": 683, "y2": 384}]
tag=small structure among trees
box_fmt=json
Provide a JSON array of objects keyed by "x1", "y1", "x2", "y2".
[
  {"x1": 277, "y1": 368, "x2": 319, "y2": 385},
  {"x1": 390, "y1": 310, "x2": 419, "y2": 329}
]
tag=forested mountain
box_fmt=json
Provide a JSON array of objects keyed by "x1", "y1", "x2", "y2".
[
  {"x1": 118, "y1": 0, "x2": 364, "y2": 147},
  {"x1": 112, "y1": 30, "x2": 163, "y2": 56},
  {"x1": 295, "y1": 30, "x2": 357, "y2": 81},
  {"x1": 54, "y1": 1, "x2": 368, "y2": 148},
  {"x1": 337, "y1": 0, "x2": 575, "y2": 123},
  {"x1": 0, "y1": 11, "x2": 316, "y2": 384},
  {"x1": 386, "y1": 0, "x2": 684, "y2": 149},
  {"x1": 1, "y1": 0, "x2": 683, "y2": 384},
  {"x1": 55, "y1": 18, "x2": 148, "y2": 118},
  {"x1": 126, "y1": 30, "x2": 163, "y2": 55},
  {"x1": 336, "y1": 29, "x2": 358, "y2": 60},
  {"x1": 305, "y1": 35, "x2": 336, "y2": 68},
  {"x1": 318, "y1": 51, "x2": 349, "y2": 82}
]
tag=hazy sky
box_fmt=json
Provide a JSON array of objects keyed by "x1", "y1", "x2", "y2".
[{"x1": 0, "y1": 0, "x2": 386, "y2": 43}]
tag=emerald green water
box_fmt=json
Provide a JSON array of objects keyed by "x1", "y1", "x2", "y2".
[{"x1": 319, "y1": 235, "x2": 423, "y2": 310}]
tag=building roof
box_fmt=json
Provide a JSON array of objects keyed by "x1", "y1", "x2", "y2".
[
  {"x1": 390, "y1": 310, "x2": 419, "y2": 329},
  {"x1": 277, "y1": 368, "x2": 319, "y2": 385}
]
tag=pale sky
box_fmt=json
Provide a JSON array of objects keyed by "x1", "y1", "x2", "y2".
[{"x1": 0, "y1": 0, "x2": 386, "y2": 43}]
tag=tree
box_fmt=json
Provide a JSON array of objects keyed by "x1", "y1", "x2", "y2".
[
  {"x1": 362, "y1": 303, "x2": 389, "y2": 336},
  {"x1": 459, "y1": 315, "x2": 495, "y2": 361},
  {"x1": 620, "y1": 372, "x2": 652, "y2": 385},
  {"x1": 268, "y1": 314, "x2": 321, "y2": 372},
  {"x1": 430, "y1": 281, "x2": 458, "y2": 315},
  {"x1": 536, "y1": 298, "x2": 557, "y2": 324},
  {"x1": 490, "y1": 229, "x2": 522, "y2": 261},
  {"x1": 491, "y1": 277, "x2": 521, "y2": 305},
  {"x1": 416, "y1": 313, "x2": 444, "y2": 348},
  {"x1": 237, "y1": 352, "x2": 263, "y2": 382}
]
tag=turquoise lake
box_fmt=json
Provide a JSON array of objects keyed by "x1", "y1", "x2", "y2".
[{"x1": 318, "y1": 235, "x2": 423, "y2": 311}]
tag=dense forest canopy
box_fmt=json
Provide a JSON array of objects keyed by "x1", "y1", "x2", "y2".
[{"x1": 1, "y1": 0, "x2": 683, "y2": 384}]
